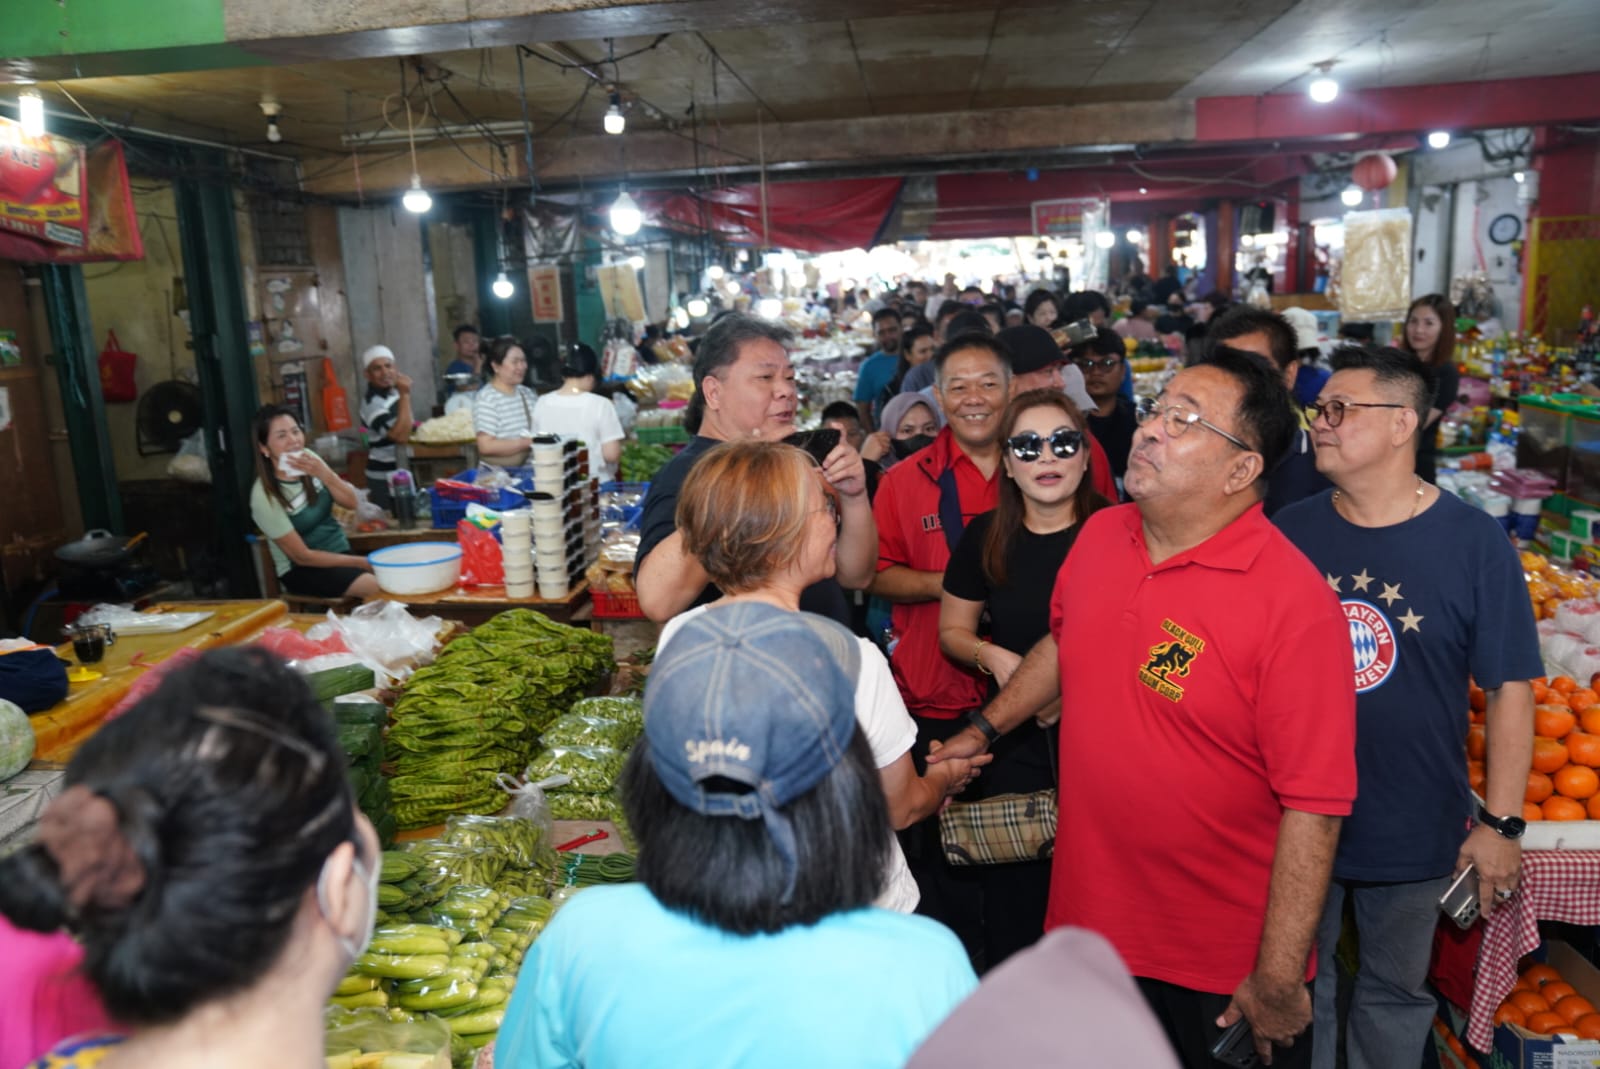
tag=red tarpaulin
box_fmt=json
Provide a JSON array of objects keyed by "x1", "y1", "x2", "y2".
[{"x1": 640, "y1": 177, "x2": 902, "y2": 253}]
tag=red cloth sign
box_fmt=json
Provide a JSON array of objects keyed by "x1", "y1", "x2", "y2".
[
  {"x1": 640, "y1": 178, "x2": 902, "y2": 253},
  {"x1": 0, "y1": 118, "x2": 87, "y2": 251}
]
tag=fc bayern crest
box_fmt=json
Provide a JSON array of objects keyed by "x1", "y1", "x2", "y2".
[{"x1": 1344, "y1": 600, "x2": 1398, "y2": 692}]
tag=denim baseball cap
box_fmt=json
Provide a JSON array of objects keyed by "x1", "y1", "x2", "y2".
[{"x1": 644, "y1": 602, "x2": 860, "y2": 895}]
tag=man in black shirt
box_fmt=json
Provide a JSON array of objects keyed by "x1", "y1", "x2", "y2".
[
  {"x1": 634, "y1": 314, "x2": 875, "y2": 626},
  {"x1": 1071, "y1": 327, "x2": 1136, "y2": 494}
]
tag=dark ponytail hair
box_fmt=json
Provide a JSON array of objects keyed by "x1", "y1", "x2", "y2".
[
  {"x1": 0, "y1": 646, "x2": 354, "y2": 1025},
  {"x1": 562, "y1": 342, "x2": 602, "y2": 380}
]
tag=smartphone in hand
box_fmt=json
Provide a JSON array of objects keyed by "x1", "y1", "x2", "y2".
[
  {"x1": 783, "y1": 427, "x2": 841, "y2": 466},
  {"x1": 1438, "y1": 865, "x2": 1482, "y2": 929},
  {"x1": 1209, "y1": 1019, "x2": 1259, "y2": 1069}
]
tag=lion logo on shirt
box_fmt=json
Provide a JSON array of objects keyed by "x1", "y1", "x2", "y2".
[{"x1": 1138, "y1": 619, "x2": 1207, "y2": 702}]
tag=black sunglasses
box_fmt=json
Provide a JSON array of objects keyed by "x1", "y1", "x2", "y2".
[
  {"x1": 1074, "y1": 356, "x2": 1122, "y2": 370},
  {"x1": 1006, "y1": 428, "x2": 1085, "y2": 462}
]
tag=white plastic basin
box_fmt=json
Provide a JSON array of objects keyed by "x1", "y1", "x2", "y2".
[{"x1": 368, "y1": 542, "x2": 463, "y2": 595}]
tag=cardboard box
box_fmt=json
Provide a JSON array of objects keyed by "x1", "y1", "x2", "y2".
[
  {"x1": 1493, "y1": 942, "x2": 1600, "y2": 1069},
  {"x1": 1474, "y1": 793, "x2": 1600, "y2": 851}
]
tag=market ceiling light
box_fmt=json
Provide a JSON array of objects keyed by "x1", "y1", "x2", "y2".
[
  {"x1": 723, "y1": 281, "x2": 741, "y2": 298},
  {"x1": 627, "y1": 254, "x2": 645, "y2": 269},
  {"x1": 1093, "y1": 231, "x2": 1115, "y2": 250},
  {"x1": 609, "y1": 189, "x2": 642, "y2": 236},
  {"x1": 707, "y1": 264, "x2": 726, "y2": 280},
  {"x1": 1514, "y1": 170, "x2": 1526, "y2": 184},
  {"x1": 1427, "y1": 130, "x2": 1451, "y2": 150},
  {"x1": 1308, "y1": 77, "x2": 1339, "y2": 104},
  {"x1": 672, "y1": 306, "x2": 690, "y2": 329},
  {"x1": 603, "y1": 93, "x2": 626, "y2": 136},
  {"x1": 757, "y1": 297, "x2": 783, "y2": 318},
  {"x1": 1138, "y1": 187, "x2": 1148, "y2": 195},
  {"x1": 18, "y1": 89, "x2": 44, "y2": 138},
  {"x1": 492, "y1": 271, "x2": 514, "y2": 300},
  {"x1": 402, "y1": 175, "x2": 432, "y2": 214},
  {"x1": 1241, "y1": 233, "x2": 1256, "y2": 248},
  {"x1": 1341, "y1": 186, "x2": 1364, "y2": 207},
  {"x1": 260, "y1": 98, "x2": 282, "y2": 144},
  {"x1": 686, "y1": 297, "x2": 710, "y2": 318},
  {"x1": 1125, "y1": 228, "x2": 1143, "y2": 245},
  {"x1": 734, "y1": 249, "x2": 749, "y2": 264}
]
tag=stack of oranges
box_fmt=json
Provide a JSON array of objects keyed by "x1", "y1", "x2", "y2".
[
  {"x1": 1493, "y1": 963, "x2": 1600, "y2": 1037},
  {"x1": 1467, "y1": 676, "x2": 1600, "y2": 822}
]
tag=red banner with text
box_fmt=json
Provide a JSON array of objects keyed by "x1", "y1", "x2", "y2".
[{"x1": 0, "y1": 117, "x2": 87, "y2": 250}]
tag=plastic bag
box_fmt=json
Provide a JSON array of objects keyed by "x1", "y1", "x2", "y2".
[
  {"x1": 353, "y1": 488, "x2": 388, "y2": 527},
  {"x1": 251, "y1": 625, "x2": 349, "y2": 661},
  {"x1": 458, "y1": 521, "x2": 505, "y2": 587},
  {"x1": 444, "y1": 812, "x2": 550, "y2": 871},
  {"x1": 539, "y1": 712, "x2": 639, "y2": 750},
  {"x1": 324, "y1": 1006, "x2": 453, "y2": 1069},
  {"x1": 314, "y1": 600, "x2": 446, "y2": 685},
  {"x1": 496, "y1": 772, "x2": 567, "y2": 829},
  {"x1": 166, "y1": 430, "x2": 211, "y2": 483},
  {"x1": 525, "y1": 745, "x2": 625, "y2": 794},
  {"x1": 1339, "y1": 208, "x2": 1413, "y2": 321}
]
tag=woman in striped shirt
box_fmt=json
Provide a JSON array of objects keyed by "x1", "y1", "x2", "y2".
[{"x1": 474, "y1": 337, "x2": 539, "y2": 466}]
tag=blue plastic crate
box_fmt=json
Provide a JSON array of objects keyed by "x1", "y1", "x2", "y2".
[
  {"x1": 431, "y1": 486, "x2": 528, "y2": 529},
  {"x1": 444, "y1": 467, "x2": 537, "y2": 494}
]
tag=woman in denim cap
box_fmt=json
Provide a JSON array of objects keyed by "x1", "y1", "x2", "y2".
[{"x1": 497, "y1": 603, "x2": 978, "y2": 1068}]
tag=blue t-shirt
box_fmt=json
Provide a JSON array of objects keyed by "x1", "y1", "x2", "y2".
[
  {"x1": 854, "y1": 352, "x2": 899, "y2": 404},
  {"x1": 1275, "y1": 490, "x2": 1542, "y2": 881},
  {"x1": 498, "y1": 884, "x2": 977, "y2": 1069}
]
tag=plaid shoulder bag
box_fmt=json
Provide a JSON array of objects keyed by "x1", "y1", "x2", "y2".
[{"x1": 938, "y1": 722, "x2": 1058, "y2": 865}]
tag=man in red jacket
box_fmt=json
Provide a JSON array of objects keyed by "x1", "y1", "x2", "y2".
[{"x1": 871, "y1": 330, "x2": 1008, "y2": 951}]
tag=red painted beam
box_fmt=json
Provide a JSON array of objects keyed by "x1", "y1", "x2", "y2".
[{"x1": 1196, "y1": 72, "x2": 1600, "y2": 144}]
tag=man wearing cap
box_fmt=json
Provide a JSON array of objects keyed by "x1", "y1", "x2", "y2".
[
  {"x1": 358, "y1": 344, "x2": 412, "y2": 511},
  {"x1": 497, "y1": 602, "x2": 977, "y2": 1067},
  {"x1": 933, "y1": 350, "x2": 1356, "y2": 1067},
  {"x1": 634, "y1": 314, "x2": 874, "y2": 626},
  {"x1": 997, "y1": 324, "x2": 1120, "y2": 503}
]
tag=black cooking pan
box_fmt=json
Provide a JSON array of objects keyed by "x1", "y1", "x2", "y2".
[{"x1": 54, "y1": 529, "x2": 148, "y2": 567}]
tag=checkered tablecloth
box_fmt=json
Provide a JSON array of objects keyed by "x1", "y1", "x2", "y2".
[{"x1": 1467, "y1": 850, "x2": 1600, "y2": 1050}]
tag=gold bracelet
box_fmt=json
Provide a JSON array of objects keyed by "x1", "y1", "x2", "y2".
[{"x1": 974, "y1": 639, "x2": 993, "y2": 676}]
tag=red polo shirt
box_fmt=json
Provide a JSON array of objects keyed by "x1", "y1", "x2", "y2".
[
  {"x1": 1046, "y1": 502, "x2": 1355, "y2": 994},
  {"x1": 874, "y1": 427, "x2": 1000, "y2": 718}
]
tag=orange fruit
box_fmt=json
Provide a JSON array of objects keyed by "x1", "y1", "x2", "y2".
[
  {"x1": 1527, "y1": 770, "x2": 1556, "y2": 804},
  {"x1": 1568, "y1": 732, "x2": 1600, "y2": 768},
  {"x1": 1544, "y1": 796, "x2": 1589, "y2": 821},
  {"x1": 1533, "y1": 682, "x2": 1553, "y2": 704},
  {"x1": 1555, "y1": 996, "x2": 1597, "y2": 1024},
  {"x1": 1527, "y1": 1011, "x2": 1569, "y2": 1034},
  {"x1": 1534, "y1": 737, "x2": 1571, "y2": 774},
  {"x1": 1496, "y1": 1003, "x2": 1528, "y2": 1028},
  {"x1": 1555, "y1": 765, "x2": 1600, "y2": 800},
  {"x1": 1526, "y1": 801, "x2": 1546, "y2": 822},
  {"x1": 1543, "y1": 981, "x2": 1579, "y2": 1004},
  {"x1": 1511, "y1": 989, "x2": 1553, "y2": 1016},
  {"x1": 1467, "y1": 724, "x2": 1488, "y2": 760},
  {"x1": 1581, "y1": 708, "x2": 1600, "y2": 735},
  {"x1": 1575, "y1": 1014, "x2": 1600, "y2": 1040},
  {"x1": 1469, "y1": 763, "x2": 1488, "y2": 796},
  {"x1": 1552, "y1": 675, "x2": 1579, "y2": 695},
  {"x1": 1537, "y1": 705, "x2": 1578, "y2": 739},
  {"x1": 1512, "y1": 975, "x2": 1536, "y2": 993},
  {"x1": 1569, "y1": 688, "x2": 1600, "y2": 713},
  {"x1": 1470, "y1": 684, "x2": 1488, "y2": 713},
  {"x1": 1523, "y1": 964, "x2": 1563, "y2": 987},
  {"x1": 1589, "y1": 793, "x2": 1600, "y2": 820}
]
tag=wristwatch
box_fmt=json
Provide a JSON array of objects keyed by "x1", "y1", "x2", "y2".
[
  {"x1": 1478, "y1": 804, "x2": 1527, "y2": 840},
  {"x1": 966, "y1": 710, "x2": 1000, "y2": 745}
]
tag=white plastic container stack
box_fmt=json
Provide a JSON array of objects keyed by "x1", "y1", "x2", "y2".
[{"x1": 501, "y1": 508, "x2": 533, "y2": 598}]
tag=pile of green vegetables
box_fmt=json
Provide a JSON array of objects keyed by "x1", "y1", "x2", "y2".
[
  {"x1": 618, "y1": 442, "x2": 673, "y2": 482},
  {"x1": 530, "y1": 697, "x2": 642, "y2": 833},
  {"x1": 335, "y1": 696, "x2": 397, "y2": 847},
  {"x1": 387, "y1": 611, "x2": 613, "y2": 829}
]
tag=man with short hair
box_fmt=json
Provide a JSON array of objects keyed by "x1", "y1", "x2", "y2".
[
  {"x1": 995, "y1": 324, "x2": 1118, "y2": 502},
  {"x1": 1275, "y1": 346, "x2": 1538, "y2": 1069},
  {"x1": 635, "y1": 314, "x2": 874, "y2": 625},
  {"x1": 1073, "y1": 327, "x2": 1138, "y2": 490},
  {"x1": 358, "y1": 344, "x2": 412, "y2": 511},
  {"x1": 444, "y1": 324, "x2": 483, "y2": 397},
  {"x1": 933, "y1": 350, "x2": 1356, "y2": 1068},
  {"x1": 856, "y1": 309, "x2": 905, "y2": 430},
  {"x1": 906, "y1": 313, "x2": 991, "y2": 396}
]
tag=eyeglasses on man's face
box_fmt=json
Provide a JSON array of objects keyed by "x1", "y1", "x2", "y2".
[
  {"x1": 1074, "y1": 356, "x2": 1122, "y2": 371},
  {"x1": 1135, "y1": 397, "x2": 1251, "y2": 451},
  {"x1": 1304, "y1": 399, "x2": 1407, "y2": 428},
  {"x1": 1006, "y1": 428, "x2": 1085, "y2": 462}
]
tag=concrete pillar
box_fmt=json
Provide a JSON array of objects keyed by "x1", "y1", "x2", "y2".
[{"x1": 337, "y1": 206, "x2": 438, "y2": 418}]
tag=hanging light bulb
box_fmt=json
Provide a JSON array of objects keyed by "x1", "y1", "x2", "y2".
[
  {"x1": 609, "y1": 190, "x2": 642, "y2": 235},
  {"x1": 1125, "y1": 228, "x2": 1143, "y2": 245},
  {"x1": 1341, "y1": 186, "x2": 1364, "y2": 207},
  {"x1": 18, "y1": 89, "x2": 44, "y2": 138},
  {"x1": 492, "y1": 271, "x2": 514, "y2": 299},
  {"x1": 627, "y1": 254, "x2": 645, "y2": 269},
  {"x1": 402, "y1": 174, "x2": 432, "y2": 214},
  {"x1": 260, "y1": 98, "x2": 283, "y2": 144},
  {"x1": 672, "y1": 306, "x2": 691, "y2": 329},
  {"x1": 1093, "y1": 231, "x2": 1115, "y2": 250},
  {"x1": 1241, "y1": 233, "x2": 1256, "y2": 248},
  {"x1": 735, "y1": 249, "x2": 749, "y2": 264},
  {"x1": 1427, "y1": 130, "x2": 1451, "y2": 150},
  {"x1": 757, "y1": 297, "x2": 784, "y2": 319},
  {"x1": 603, "y1": 93, "x2": 625, "y2": 136},
  {"x1": 686, "y1": 297, "x2": 710, "y2": 318},
  {"x1": 1308, "y1": 77, "x2": 1339, "y2": 104},
  {"x1": 707, "y1": 265, "x2": 726, "y2": 280}
]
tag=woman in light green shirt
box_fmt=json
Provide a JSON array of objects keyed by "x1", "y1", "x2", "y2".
[{"x1": 249, "y1": 404, "x2": 378, "y2": 600}]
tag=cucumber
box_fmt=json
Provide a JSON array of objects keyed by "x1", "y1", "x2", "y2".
[
  {"x1": 395, "y1": 979, "x2": 478, "y2": 1012},
  {"x1": 334, "y1": 974, "x2": 381, "y2": 996},
  {"x1": 445, "y1": 1009, "x2": 505, "y2": 1036},
  {"x1": 368, "y1": 927, "x2": 453, "y2": 957},
  {"x1": 329, "y1": 988, "x2": 389, "y2": 1009},
  {"x1": 351, "y1": 952, "x2": 450, "y2": 981},
  {"x1": 304, "y1": 663, "x2": 376, "y2": 702}
]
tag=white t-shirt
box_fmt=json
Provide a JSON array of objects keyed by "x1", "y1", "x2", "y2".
[
  {"x1": 533, "y1": 390, "x2": 626, "y2": 483},
  {"x1": 658, "y1": 605, "x2": 921, "y2": 913}
]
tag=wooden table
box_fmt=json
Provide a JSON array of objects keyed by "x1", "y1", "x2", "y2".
[
  {"x1": 373, "y1": 580, "x2": 591, "y2": 628},
  {"x1": 30, "y1": 599, "x2": 291, "y2": 763}
]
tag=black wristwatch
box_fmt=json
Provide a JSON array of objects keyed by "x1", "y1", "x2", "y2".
[
  {"x1": 966, "y1": 709, "x2": 1001, "y2": 745},
  {"x1": 1478, "y1": 804, "x2": 1527, "y2": 841}
]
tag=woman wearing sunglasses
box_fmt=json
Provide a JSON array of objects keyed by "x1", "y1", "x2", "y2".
[{"x1": 937, "y1": 389, "x2": 1111, "y2": 968}]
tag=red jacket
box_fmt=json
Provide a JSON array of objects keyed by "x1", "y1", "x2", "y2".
[{"x1": 873, "y1": 428, "x2": 999, "y2": 718}]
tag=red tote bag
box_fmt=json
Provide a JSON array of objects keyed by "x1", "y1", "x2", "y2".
[{"x1": 97, "y1": 331, "x2": 137, "y2": 402}]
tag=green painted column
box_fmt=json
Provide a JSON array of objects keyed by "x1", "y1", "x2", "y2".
[
  {"x1": 39, "y1": 264, "x2": 123, "y2": 533},
  {"x1": 172, "y1": 150, "x2": 258, "y2": 593}
]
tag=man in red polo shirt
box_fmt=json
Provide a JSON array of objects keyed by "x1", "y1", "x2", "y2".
[{"x1": 932, "y1": 350, "x2": 1356, "y2": 1067}]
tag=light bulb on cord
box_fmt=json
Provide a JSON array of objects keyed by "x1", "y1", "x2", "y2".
[
  {"x1": 686, "y1": 297, "x2": 710, "y2": 318},
  {"x1": 1341, "y1": 186, "x2": 1364, "y2": 207},
  {"x1": 627, "y1": 254, "x2": 645, "y2": 269},
  {"x1": 260, "y1": 98, "x2": 283, "y2": 144},
  {"x1": 609, "y1": 190, "x2": 642, "y2": 235},
  {"x1": 603, "y1": 93, "x2": 625, "y2": 136},
  {"x1": 18, "y1": 89, "x2": 44, "y2": 138},
  {"x1": 402, "y1": 175, "x2": 432, "y2": 213},
  {"x1": 1308, "y1": 77, "x2": 1339, "y2": 104},
  {"x1": 1427, "y1": 130, "x2": 1451, "y2": 150},
  {"x1": 492, "y1": 271, "x2": 514, "y2": 299},
  {"x1": 1125, "y1": 228, "x2": 1143, "y2": 245},
  {"x1": 1093, "y1": 231, "x2": 1115, "y2": 250}
]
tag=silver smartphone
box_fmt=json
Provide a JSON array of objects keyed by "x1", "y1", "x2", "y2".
[{"x1": 1438, "y1": 865, "x2": 1481, "y2": 929}]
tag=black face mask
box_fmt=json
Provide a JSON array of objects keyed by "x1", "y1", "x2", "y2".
[{"x1": 891, "y1": 434, "x2": 936, "y2": 460}]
